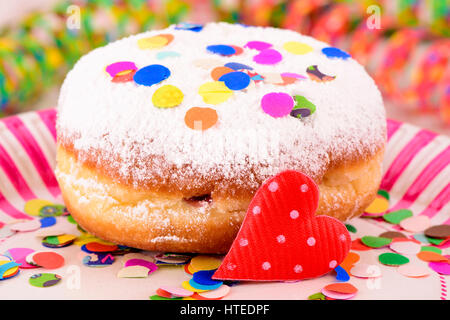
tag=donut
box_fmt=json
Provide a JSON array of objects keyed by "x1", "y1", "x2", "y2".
[{"x1": 55, "y1": 22, "x2": 386, "y2": 254}]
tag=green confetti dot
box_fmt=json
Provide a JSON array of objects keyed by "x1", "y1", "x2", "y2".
[
  {"x1": 383, "y1": 209, "x2": 413, "y2": 224},
  {"x1": 149, "y1": 295, "x2": 182, "y2": 300},
  {"x1": 361, "y1": 236, "x2": 392, "y2": 248},
  {"x1": 377, "y1": 189, "x2": 390, "y2": 201},
  {"x1": 29, "y1": 273, "x2": 61, "y2": 288},
  {"x1": 426, "y1": 236, "x2": 445, "y2": 245},
  {"x1": 378, "y1": 252, "x2": 409, "y2": 266},
  {"x1": 345, "y1": 224, "x2": 357, "y2": 233},
  {"x1": 308, "y1": 292, "x2": 326, "y2": 300},
  {"x1": 420, "y1": 246, "x2": 442, "y2": 254},
  {"x1": 67, "y1": 215, "x2": 77, "y2": 224}
]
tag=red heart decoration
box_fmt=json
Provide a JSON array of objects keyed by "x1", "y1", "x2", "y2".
[{"x1": 213, "y1": 170, "x2": 351, "y2": 281}]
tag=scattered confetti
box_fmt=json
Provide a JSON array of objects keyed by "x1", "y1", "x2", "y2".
[
  {"x1": 389, "y1": 241, "x2": 421, "y2": 255},
  {"x1": 364, "y1": 196, "x2": 389, "y2": 215},
  {"x1": 334, "y1": 265, "x2": 350, "y2": 282},
  {"x1": 24, "y1": 199, "x2": 54, "y2": 216},
  {"x1": 152, "y1": 84, "x2": 184, "y2": 108},
  {"x1": 424, "y1": 225, "x2": 450, "y2": 239},
  {"x1": 377, "y1": 189, "x2": 390, "y2": 200},
  {"x1": 193, "y1": 270, "x2": 223, "y2": 286},
  {"x1": 198, "y1": 81, "x2": 233, "y2": 105},
  {"x1": 124, "y1": 258, "x2": 158, "y2": 274},
  {"x1": 211, "y1": 66, "x2": 234, "y2": 81},
  {"x1": 10, "y1": 219, "x2": 41, "y2": 232},
  {"x1": 190, "y1": 255, "x2": 222, "y2": 272},
  {"x1": 322, "y1": 47, "x2": 351, "y2": 59},
  {"x1": 308, "y1": 292, "x2": 326, "y2": 300},
  {"x1": 184, "y1": 107, "x2": 218, "y2": 131},
  {"x1": 261, "y1": 92, "x2": 294, "y2": 118},
  {"x1": 218, "y1": 71, "x2": 251, "y2": 90},
  {"x1": 156, "y1": 51, "x2": 180, "y2": 60},
  {"x1": 182, "y1": 280, "x2": 208, "y2": 293},
  {"x1": 361, "y1": 236, "x2": 392, "y2": 248},
  {"x1": 154, "y1": 253, "x2": 191, "y2": 265},
  {"x1": 253, "y1": 49, "x2": 282, "y2": 65},
  {"x1": 306, "y1": 65, "x2": 335, "y2": 82},
  {"x1": 158, "y1": 286, "x2": 193, "y2": 298},
  {"x1": 340, "y1": 252, "x2": 360, "y2": 273},
  {"x1": 206, "y1": 44, "x2": 236, "y2": 56},
  {"x1": 379, "y1": 231, "x2": 407, "y2": 239},
  {"x1": 85, "y1": 242, "x2": 118, "y2": 253},
  {"x1": 290, "y1": 95, "x2": 316, "y2": 119},
  {"x1": 29, "y1": 273, "x2": 61, "y2": 287},
  {"x1": 0, "y1": 261, "x2": 20, "y2": 280},
  {"x1": 39, "y1": 205, "x2": 66, "y2": 217},
  {"x1": 32, "y1": 251, "x2": 65, "y2": 269},
  {"x1": 137, "y1": 34, "x2": 173, "y2": 49},
  {"x1": 321, "y1": 288, "x2": 356, "y2": 300},
  {"x1": 428, "y1": 260, "x2": 450, "y2": 275},
  {"x1": 378, "y1": 252, "x2": 410, "y2": 266},
  {"x1": 283, "y1": 41, "x2": 313, "y2": 55},
  {"x1": 350, "y1": 263, "x2": 382, "y2": 278},
  {"x1": 351, "y1": 239, "x2": 372, "y2": 251},
  {"x1": 4, "y1": 248, "x2": 36, "y2": 269},
  {"x1": 383, "y1": 209, "x2": 413, "y2": 224},
  {"x1": 197, "y1": 285, "x2": 230, "y2": 300},
  {"x1": 420, "y1": 246, "x2": 442, "y2": 254},
  {"x1": 175, "y1": 22, "x2": 203, "y2": 32},
  {"x1": 245, "y1": 41, "x2": 272, "y2": 51},
  {"x1": 416, "y1": 251, "x2": 448, "y2": 262},
  {"x1": 193, "y1": 58, "x2": 222, "y2": 70},
  {"x1": 189, "y1": 278, "x2": 222, "y2": 291},
  {"x1": 39, "y1": 217, "x2": 56, "y2": 228},
  {"x1": 399, "y1": 215, "x2": 431, "y2": 233},
  {"x1": 397, "y1": 264, "x2": 430, "y2": 278},
  {"x1": 117, "y1": 265, "x2": 149, "y2": 278},
  {"x1": 345, "y1": 224, "x2": 357, "y2": 233},
  {"x1": 82, "y1": 253, "x2": 114, "y2": 267},
  {"x1": 224, "y1": 62, "x2": 253, "y2": 71},
  {"x1": 133, "y1": 64, "x2": 170, "y2": 87}
]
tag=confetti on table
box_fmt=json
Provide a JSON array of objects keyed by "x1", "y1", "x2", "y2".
[
  {"x1": 340, "y1": 252, "x2": 360, "y2": 273},
  {"x1": 10, "y1": 220, "x2": 41, "y2": 232},
  {"x1": 4, "y1": 248, "x2": 36, "y2": 269},
  {"x1": 378, "y1": 252, "x2": 410, "y2": 266},
  {"x1": 190, "y1": 255, "x2": 222, "y2": 272},
  {"x1": 364, "y1": 196, "x2": 389, "y2": 215},
  {"x1": 117, "y1": 265, "x2": 149, "y2": 278},
  {"x1": 308, "y1": 292, "x2": 326, "y2": 300},
  {"x1": 253, "y1": 49, "x2": 282, "y2": 65},
  {"x1": 193, "y1": 58, "x2": 222, "y2": 70},
  {"x1": 42, "y1": 234, "x2": 77, "y2": 248},
  {"x1": 39, "y1": 217, "x2": 56, "y2": 228},
  {"x1": 421, "y1": 246, "x2": 442, "y2": 254},
  {"x1": 379, "y1": 231, "x2": 407, "y2": 239},
  {"x1": 218, "y1": 71, "x2": 251, "y2": 90},
  {"x1": 29, "y1": 273, "x2": 61, "y2": 287},
  {"x1": 428, "y1": 260, "x2": 450, "y2": 275},
  {"x1": 124, "y1": 258, "x2": 158, "y2": 274},
  {"x1": 397, "y1": 264, "x2": 430, "y2": 278},
  {"x1": 198, "y1": 81, "x2": 233, "y2": 105},
  {"x1": 416, "y1": 251, "x2": 448, "y2": 262},
  {"x1": 383, "y1": 209, "x2": 413, "y2": 224},
  {"x1": 389, "y1": 241, "x2": 421, "y2": 255},
  {"x1": 351, "y1": 239, "x2": 372, "y2": 251},
  {"x1": 0, "y1": 261, "x2": 20, "y2": 280},
  {"x1": 345, "y1": 224, "x2": 357, "y2": 233},
  {"x1": 182, "y1": 280, "x2": 209, "y2": 293},
  {"x1": 31, "y1": 251, "x2": 65, "y2": 269},
  {"x1": 152, "y1": 85, "x2": 184, "y2": 108},
  {"x1": 399, "y1": 215, "x2": 431, "y2": 233},
  {"x1": 261, "y1": 92, "x2": 294, "y2": 118},
  {"x1": 283, "y1": 41, "x2": 313, "y2": 55},
  {"x1": 193, "y1": 269, "x2": 223, "y2": 286},
  {"x1": 424, "y1": 225, "x2": 450, "y2": 239},
  {"x1": 85, "y1": 242, "x2": 118, "y2": 253},
  {"x1": 377, "y1": 189, "x2": 390, "y2": 200},
  {"x1": 334, "y1": 265, "x2": 350, "y2": 282},
  {"x1": 361, "y1": 236, "x2": 392, "y2": 248},
  {"x1": 133, "y1": 64, "x2": 170, "y2": 87},
  {"x1": 197, "y1": 285, "x2": 231, "y2": 300},
  {"x1": 322, "y1": 47, "x2": 351, "y2": 59},
  {"x1": 82, "y1": 253, "x2": 114, "y2": 267},
  {"x1": 24, "y1": 199, "x2": 54, "y2": 216},
  {"x1": 350, "y1": 263, "x2": 382, "y2": 278}
]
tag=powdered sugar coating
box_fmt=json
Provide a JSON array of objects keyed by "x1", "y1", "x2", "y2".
[{"x1": 57, "y1": 22, "x2": 385, "y2": 191}]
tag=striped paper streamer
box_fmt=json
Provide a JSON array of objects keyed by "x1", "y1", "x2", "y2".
[{"x1": 0, "y1": 109, "x2": 448, "y2": 225}]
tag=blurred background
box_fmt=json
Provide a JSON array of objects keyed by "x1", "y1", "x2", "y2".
[{"x1": 0, "y1": 0, "x2": 449, "y2": 134}]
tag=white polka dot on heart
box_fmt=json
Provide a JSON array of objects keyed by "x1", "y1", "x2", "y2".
[
  {"x1": 252, "y1": 206, "x2": 261, "y2": 214},
  {"x1": 294, "y1": 265, "x2": 303, "y2": 273},
  {"x1": 339, "y1": 234, "x2": 347, "y2": 241},
  {"x1": 329, "y1": 260, "x2": 337, "y2": 268},
  {"x1": 227, "y1": 263, "x2": 237, "y2": 270},
  {"x1": 307, "y1": 237, "x2": 316, "y2": 246},
  {"x1": 262, "y1": 262, "x2": 271, "y2": 270},
  {"x1": 276, "y1": 235, "x2": 286, "y2": 243},
  {"x1": 239, "y1": 238, "x2": 248, "y2": 246},
  {"x1": 290, "y1": 210, "x2": 299, "y2": 219},
  {"x1": 300, "y1": 184, "x2": 309, "y2": 192},
  {"x1": 268, "y1": 182, "x2": 279, "y2": 192}
]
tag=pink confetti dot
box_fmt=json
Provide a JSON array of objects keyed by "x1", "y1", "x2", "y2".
[
  {"x1": 307, "y1": 237, "x2": 316, "y2": 246},
  {"x1": 253, "y1": 49, "x2": 282, "y2": 65},
  {"x1": 261, "y1": 92, "x2": 294, "y2": 118},
  {"x1": 252, "y1": 206, "x2": 261, "y2": 214},
  {"x1": 294, "y1": 265, "x2": 303, "y2": 273},
  {"x1": 262, "y1": 262, "x2": 271, "y2": 270},
  {"x1": 245, "y1": 41, "x2": 272, "y2": 51},
  {"x1": 277, "y1": 235, "x2": 286, "y2": 243},
  {"x1": 329, "y1": 260, "x2": 338, "y2": 268},
  {"x1": 290, "y1": 210, "x2": 299, "y2": 219},
  {"x1": 268, "y1": 181, "x2": 279, "y2": 192}
]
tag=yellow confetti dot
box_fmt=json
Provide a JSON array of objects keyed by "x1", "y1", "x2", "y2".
[
  {"x1": 74, "y1": 234, "x2": 115, "y2": 246},
  {"x1": 365, "y1": 196, "x2": 389, "y2": 214},
  {"x1": 0, "y1": 260, "x2": 19, "y2": 278},
  {"x1": 283, "y1": 41, "x2": 313, "y2": 55},
  {"x1": 181, "y1": 280, "x2": 209, "y2": 293},
  {"x1": 55, "y1": 234, "x2": 77, "y2": 244},
  {"x1": 24, "y1": 199, "x2": 54, "y2": 216},
  {"x1": 152, "y1": 85, "x2": 184, "y2": 108},
  {"x1": 189, "y1": 255, "x2": 222, "y2": 271},
  {"x1": 198, "y1": 81, "x2": 233, "y2": 105},
  {"x1": 137, "y1": 35, "x2": 168, "y2": 49}
]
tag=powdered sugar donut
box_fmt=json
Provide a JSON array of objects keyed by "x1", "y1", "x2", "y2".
[{"x1": 55, "y1": 22, "x2": 386, "y2": 253}]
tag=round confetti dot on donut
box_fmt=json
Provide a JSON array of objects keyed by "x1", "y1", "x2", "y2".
[
  {"x1": 261, "y1": 92, "x2": 294, "y2": 118},
  {"x1": 218, "y1": 71, "x2": 251, "y2": 90},
  {"x1": 156, "y1": 51, "x2": 180, "y2": 60},
  {"x1": 211, "y1": 66, "x2": 234, "y2": 81},
  {"x1": 206, "y1": 44, "x2": 236, "y2": 56},
  {"x1": 105, "y1": 61, "x2": 137, "y2": 77},
  {"x1": 253, "y1": 49, "x2": 282, "y2": 65},
  {"x1": 112, "y1": 69, "x2": 136, "y2": 83},
  {"x1": 198, "y1": 81, "x2": 233, "y2": 105},
  {"x1": 322, "y1": 47, "x2": 351, "y2": 59},
  {"x1": 184, "y1": 107, "x2": 218, "y2": 131},
  {"x1": 137, "y1": 34, "x2": 173, "y2": 49},
  {"x1": 224, "y1": 62, "x2": 253, "y2": 71},
  {"x1": 152, "y1": 85, "x2": 184, "y2": 108},
  {"x1": 133, "y1": 64, "x2": 170, "y2": 87},
  {"x1": 229, "y1": 45, "x2": 243, "y2": 56},
  {"x1": 29, "y1": 273, "x2": 61, "y2": 288},
  {"x1": 32, "y1": 252, "x2": 65, "y2": 269},
  {"x1": 283, "y1": 41, "x2": 313, "y2": 55},
  {"x1": 245, "y1": 41, "x2": 272, "y2": 51}
]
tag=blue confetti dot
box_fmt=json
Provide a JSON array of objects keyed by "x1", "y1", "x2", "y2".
[
  {"x1": 189, "y1": 278, "x2": 223, "y2": 291},
  {"x1": 206, "y1": 45, "x2": 236, "y2": 56},
  {"x1": 334, "y1": 265, "x2": 350, "y2": 282},
  {"x1": 39, "y1": 216, "x2": 56, "y2": 228},
  {"x1": 175, "y1": 22, "x2": 203, "y2": 32},
  {"x1": 218, "y1": 71, "x2": 251, "y2": 90},
  {"x1": 224, "y1": 62, "x2": 253, "y2": 71},
  {"x1": 321, "y1": 47, "x2": 351, "y2": 60},
  {"x1": 133, "y1": 64, "x2": 170, "y2": 87},
  {"x1": 193, "y1": 270, "x2": 223, "y2": 286},
  {"x1": 156, "y1": 51, "x2": 180, "y2": 60}
]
